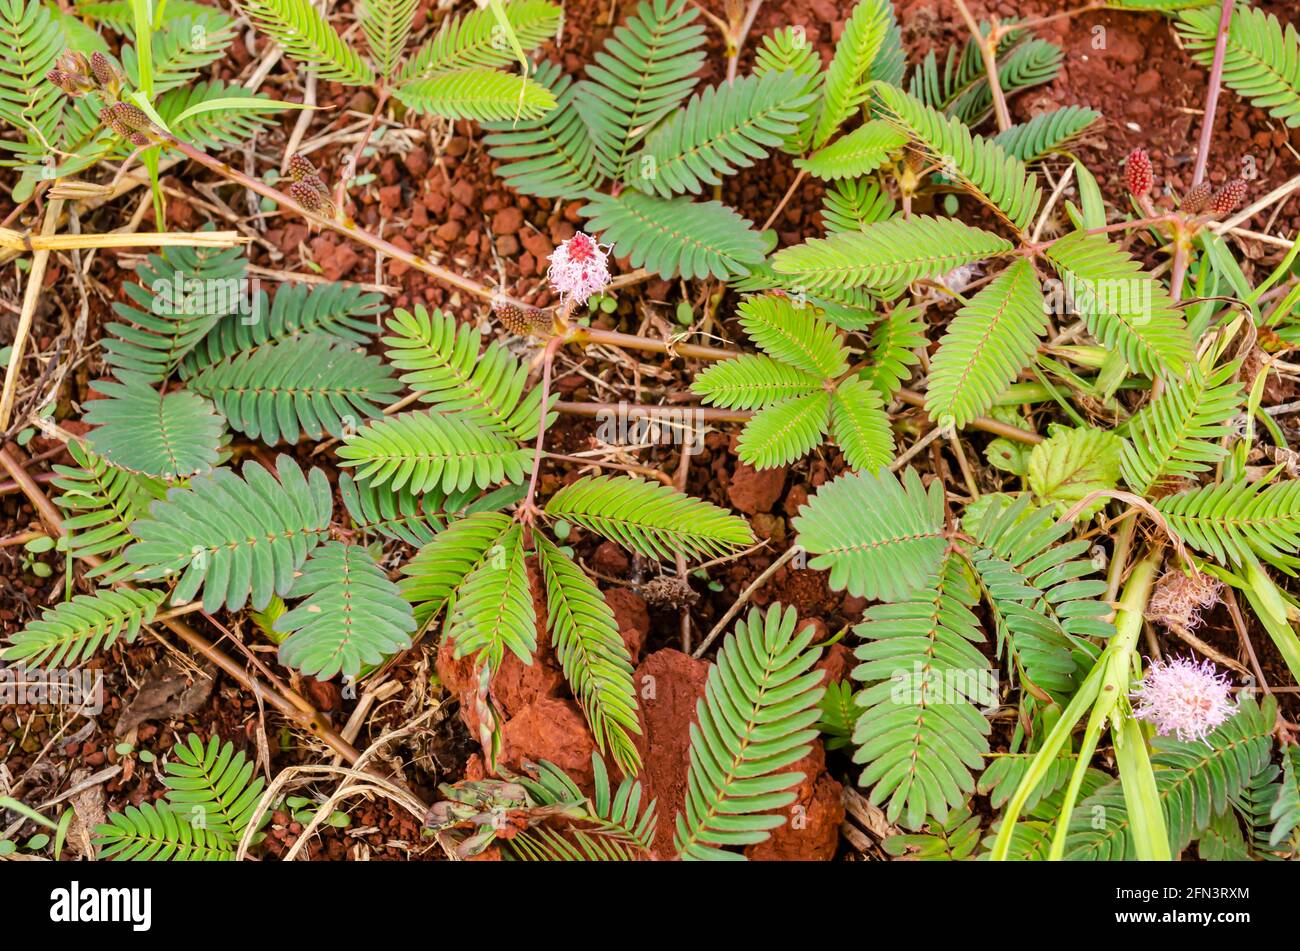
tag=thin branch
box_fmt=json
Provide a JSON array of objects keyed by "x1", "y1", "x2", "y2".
[{"x1": 1192, "y1": 0, "x2": 1235, "y2": 187}]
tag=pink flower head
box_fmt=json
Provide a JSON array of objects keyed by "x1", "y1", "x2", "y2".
[
  {"x1": 547, "y1": 232, "x2": 611, "y2": 304},
  {"x1": 1130, "y1": 656, "x2": 1238, "y2": 744}
]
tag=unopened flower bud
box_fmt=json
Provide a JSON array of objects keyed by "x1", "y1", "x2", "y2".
[
  {"x1": 1181, "y1": 181, "x2": 1212, "y2": 214},
  {"x1": 493, "y1": 299, "x2": 551, "y2": 337},
  {"x1": 286, "y1": 153, "x2": 320, "y2": 182},
  {"x1": 288, "y1": 178, "x2": 333, "y2": 214},
  {"x1": 1210, "y1": 179, "x2": 1247, "y2": 217},
  {"x1": 1125, "y1": 147, "x2": 1153, "y2": 198},
  {"x1": 90, "y1": 51, "x2": 121, "y2": 88}
]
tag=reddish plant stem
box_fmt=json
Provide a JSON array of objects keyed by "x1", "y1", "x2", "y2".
[
  {"x1": 1192, "y1": 0, "x2": 1235, "y2": 188},
  {"x1": 333, "y1": 89, "x2": 390, "y2": 211},
  {"x1": 521, "y1": 335, "x2": 565, "y2": 526}
]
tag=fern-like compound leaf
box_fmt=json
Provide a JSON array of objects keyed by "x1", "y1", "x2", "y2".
[
  {"x1": 240, "y1": 0, "x2": 376, "y2": 84},
  {"x1": 820, "y1": 176, "x2": 897, "y2": 234},
  {"x1": 773, "y1": 215, "x2": 1014, "y2": 292},
  {"x1": 752, "y1": 25, "x2": 822, "y2": 154},
  {"x1": 626, "y1": 71, "x2": 817, "y2": 197},
  {"x1": 94, "y1": 803, "x2": 236, "y2": 861},
  {"x1": 993, "y1": 105, "x2": 1101, "y2": 162},
  {"x1": 361, "y1": 0, "x2": 419, "y2": 79},
  {"x1": 1119, "y1": 361, "x2": 1244, "y2": 495},
  {"x1": 105, "y1": 244, "x2": 252, "y2": 382},
  {"x1": 968, "y1": 494, "x2": 1113, "y2": 698},
  {"x1": 2, "y1": 588, "x2": 166, "y2": 668},
  {"x1": 399, "y1": 0, "x2": 561, "y2": 79},
  {"x1": 382, "y1": 305, "x2": 544, "y2": 440},
  {"x1": 162, "y1": 734, "x2": 267, "y2": 839},
  {"x1": 926, "y1": 258, "x2": 1047, "y2": 430},
  {"x1": 510, "y1": 754, "x2": 657, "y2": 859},
  {"x1": 84, "y1": 372, "x2": 225, "y2": 480},
  {"x1": 183, "y1": 280, "x2": 383, "y2": 371},
  {"x1": 124, "y1": 11, "x2": 236, "y2": 93},
  {"x1": 444, "y1": 523, "x2": 537, "y2": 671},
  {"x1": 831, "y1": 378, "x2": 894, "y2": 473},
  {"x1": 812, "y1": 0, "x2": 891, "y2": 147},
  {"x1": 861, "y1": 303, "x2": 925, "y2": 399},
  {"x1": 797, "y1": 120, "x2": 909, "y2": 181},
  {"x1": 852, "y1": 552, "x2": 992, "y2": 830},
  {"x1": 1178, "y1": 6, "x2": 1300, "y2": 127},
  {"x1": 535, "y1": 537, "x2": 642, "y2": 775},
  {"x1": 693, "y1": 355, "x2": 823, "y2": 410},
  {"x1": 1154, "y1": 478, "x2": 1300, "y2": 572},
  {"x1": 874, "y1": 82, "x2": 1041, "y2": 232},
  {"x1": 125, "y1": 455, "x2": 333, "y2": 612},
  {"x1": 399, "y1": 511, "x2": 514, "y2": 623},
  {"x1": 737, "y1": 294, "x2": 849, "y2": 378},
  {"x1": 52, "y1": 440, "x2": 167, "y2": 585},
  {"x1": 338, "y1": 472, "x2": 443, "y2": 546},
  {"x1": 274, "y1": 541, "x2": 416, "y2": 679},
  {"x1": 0, "y1": 0, "x2": 64, "y2": 150},
  {"x1": 674, "y1": 604, "x2": 824, "y2": 860},
  {"x1": 737, "y1": 390, "x2": 831, "y2": 470},
  {"x1": 394, "y1": 67, "x2": 557, "y2": 120},
  {"x1": 576, "y1": 0, "x2": 706, "y2": 174},
  {"x1": 157, "y1": 80, "x2": 281, "y2": 151},
  {"x1": 544, "y1": 475, "x2": 754, "y2": 562},
  {"x1": 581, "y1": 191, "x2": 767, "y2": 280},
  {"x1": 484, "y1": 60, "x2": 609, "y2": 199},
  {"x1": 188, "y1": 334, "x2": 401, "y2": 446},
  {"x1": 1044, "y1": 231, "x2": 1192, "y2": 379},
  {"x1": 337, "y1": 409, "x2": 533, "y2": 495},
  {"x1": 793, "y1": 467, "x2": 947, "y2": 601}
]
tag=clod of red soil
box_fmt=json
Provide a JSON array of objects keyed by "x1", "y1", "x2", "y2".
[
  {"x1": 631, "y1": 648, "x2": 710, "y2": 858},
  {"x1": 435, "y1": 558, "x2": 559, "y2": 733},
  {"x1": 745, "y1": 774, "x2": 845, "y2": 862},
  {"x1": 497, "y1": 697, "x2": 597, "y2": 791},
  {"x1": 815, "y1": 642, "x2": 854, "y2": 688},
  {"x1": 727, "y1": 461, "x2": 786, "y2": 515},
  {"x1": 797, "y1": 616, "x2": 831, "y2": 644},
  {"x1": 604, "y1": 587, "x2": 650, "y2": 661},
  {"x1": 592, "y1": 540, "x2": 630, "y2": 576}
]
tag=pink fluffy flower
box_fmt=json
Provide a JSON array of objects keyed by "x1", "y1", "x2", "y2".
[
  {"x1": 547, "y1": 232, "x2": 611, "y2": 304},
  {"x1": 1130, "y1": 656, "x2": 1238, "y2": 744}
]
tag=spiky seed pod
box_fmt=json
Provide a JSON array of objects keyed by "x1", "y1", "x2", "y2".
[
  {"x1": 1181, "y1": 181, "x2": 1212, "y2": 214},
  {"x1": 47, "y1": 69, "x2": 79, "y2": 96},
  {"x1": 99, "y1": 104, "x2": 132, "y2": 137},
  {"x1": 287, "y1": 178, "x2": 334, "y2": 214},
  {"x1": 493, "y1": 299, "x2": 551, "y2": 337},
  {"x1": 89, "y1": 51, "x2": 120, "y2": 87},
  {"x1": 1125, "y1": 147, "x2": 1153, "y2": 198},
  {"x1": 1210, "y1": 178, "x2": 1247, "y2": 217},
  {"x1": 286, "y1": 153, "x2": 319, "y2": 182}
]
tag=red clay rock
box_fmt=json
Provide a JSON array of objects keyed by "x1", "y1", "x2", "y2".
[
  {"x1": 497, "y1": 698, "x2": 597, "y2": 790},
  {"x1": 604, "y1": 587, "x2": 650, "y2": 661},
  {"x1": 631, "y1": 648, "x2": 710, "y2": 858},
  {"x1": 815, "y1": 641, "x2": 854, "y2": 688},
  {"x1": 745, "y1": 774, "x2": 845, "y2": 861},
  {"x1": 797, "y1": 616, "x2": 831, "y2": 645},
  {"x1": 592, "y1": 541, "x2": 630, "y2": 577},
  {"x1": 727, "y1": 461, "x2": 786, "y2": 514}
]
